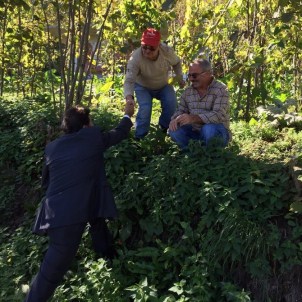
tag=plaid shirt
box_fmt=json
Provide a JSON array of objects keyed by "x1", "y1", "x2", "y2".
[{"x1": 172, "y1": 78, "x2": 230, "y2": 134}]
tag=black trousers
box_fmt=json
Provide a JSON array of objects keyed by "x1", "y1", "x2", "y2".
[{"x1": 24, "y1": 218, "x2": 114, "y2": 302}]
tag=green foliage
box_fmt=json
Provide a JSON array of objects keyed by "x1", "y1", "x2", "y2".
[
  {"x1": 1, "y1": 1, "x2": 302, "y2": 300},
  {"x1": 220, "y1": 282, "x2": 251, "y2": 302},
  {"x1": 0, "y1": 96, "x2": 59, "y2": 221},
  {"x1": 112, "y1": 141, "x2": 300, "y2": 285},
  {"x1": 0, "y1": 96, "x2": 58, "y2": 166},
  {"x1": 1, "y1": 99, "x2": 302, "y2": 301},
  {"x1": 1, "y1": 0, "x2": 302, "y2": 115},
  {"x1": 126, "y1": 277, "x2": 158, "y2": 301},
  {"x1": 0, "y1": 223, "x2": 47, "y2": 302},
  {"x1": 53, "y1": 258, "x2": 125, "y2": 302}
]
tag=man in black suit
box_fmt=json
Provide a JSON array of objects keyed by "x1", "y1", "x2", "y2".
[{"x1": 24, "y1": 102, "x2": 134, "y2": 302}]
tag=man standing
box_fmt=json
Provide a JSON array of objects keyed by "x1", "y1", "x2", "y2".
[
  {"x1": 124, "y1": 28, "x2": 185, "y2": 139},
  {"x1": 169, "y1": 59, "x2": 231, "y2": 150},
  {"x1": 24, "y1": 102, "x2": 134, "y2": 302}
]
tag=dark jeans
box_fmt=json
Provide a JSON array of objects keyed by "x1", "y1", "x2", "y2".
[{"x1": 24, "y1": 218, "x2": 114, "y2": 302}]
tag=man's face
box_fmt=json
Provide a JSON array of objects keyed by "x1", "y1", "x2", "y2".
[
  {"x1": 188, "y1": 63, "x2": 211, "y2": 89},
  {"x1": 141, "y1": 44, "x2": 159, "y2": 60}
]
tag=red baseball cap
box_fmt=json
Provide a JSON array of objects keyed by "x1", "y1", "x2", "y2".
[{"x1": 141, "y1": 28, "x2": 161, "y2": 47}]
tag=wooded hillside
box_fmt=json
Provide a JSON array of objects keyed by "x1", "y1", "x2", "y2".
[{"x1": 0, "y1": 0, "x2": 302, "y2": 301}]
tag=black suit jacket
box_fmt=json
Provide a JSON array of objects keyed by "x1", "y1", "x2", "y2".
[{"x1": 33, "y1": 117, "x2": 132, "y2": 234}]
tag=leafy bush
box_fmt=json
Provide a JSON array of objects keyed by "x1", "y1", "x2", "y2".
[
  {"x1": 0, "y1": 222, "x2": 47, "y2": 302},
  {"x1": 0, "y1": 97, "x2": 60, "y2": 222},
  {"x1": 1, "y1": 98, "x2": 302, "y2": 301},
  {"x1": 0, "y1": 97, "x2": 59, "y2": 177}
]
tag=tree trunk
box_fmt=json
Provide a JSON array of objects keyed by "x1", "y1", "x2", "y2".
[{"x1": 0, "y1": 5, "x2": 8, "y2": 96}]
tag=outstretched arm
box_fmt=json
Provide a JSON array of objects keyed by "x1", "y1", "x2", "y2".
[{"x1": 102, "y1": 101, "x2": 135, "y2": 150}]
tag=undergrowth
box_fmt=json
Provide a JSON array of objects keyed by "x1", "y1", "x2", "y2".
[{"x1": 0, "y1": 97, "x2": 302, "y2": 301}]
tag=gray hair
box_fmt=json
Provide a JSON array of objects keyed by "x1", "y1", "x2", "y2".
[{"x1": 191, "y1": 59, "x2": 212, "y2": 73}]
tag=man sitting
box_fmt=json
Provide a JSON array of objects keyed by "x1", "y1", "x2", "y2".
[{"x1": 169, "y1": 59, "x2": 231, "y2": 150}]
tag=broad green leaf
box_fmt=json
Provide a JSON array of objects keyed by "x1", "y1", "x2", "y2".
[
  {"x1": 119, "y1": 222, "x2": 132, "y2": 241},
  {"x1": 249, "y1": 118, "x2": 258, "y2": 126},
  {"x1": 278, "y1": 0, "x2": 290, "y2": 7},
  {"x1": 99, "y1": 81, "x2": 114, "y2": 93},
  {"x1": 135, "y1": 247, "x2": 159, "y2": 257},
  {"x1": 281, "y1": 12, "x2": 294, "y2": 23},
  {"x1": 277, "y1": 40, "x2": 285, "y2": 48},
  {"x1": 254, "y1": 56, "x2": 265, "y2": 64},
  {"x1": 274, "y1": 26, "x2": 281, "y2": 35},
  {"x1": 290, "y1": 201, "x2": 302, "y2": 213}
]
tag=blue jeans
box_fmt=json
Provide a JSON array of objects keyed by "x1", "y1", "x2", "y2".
[
  {"x1": 169, "y1": 123, "x2": 230, "y2": 150},
  {"x1": 134, "y1": 83, "x2": 177, "y2": 139}
]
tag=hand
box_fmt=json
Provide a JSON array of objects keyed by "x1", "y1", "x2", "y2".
[
  {"x1": 169, "y1": 119, "x2": 179, "y2": 131},
  {"x1": 126, "y1": 99, "x2": 135, "y2": 107},
  {"x1": 176, "y1": 113, "x2": 192, "y2": 126},
  {"x1": 178, "y1": 79, "x2": 186, "y2": 88},
  {"x1": 125, "y1": 95, "x2": 135, "y2": 105},
  {"x1": 124, "y1": 101, "x2": 135, "y2": 117},
  {"x1": 176, "y1": 114, "x2": 203, "y2": 126}
]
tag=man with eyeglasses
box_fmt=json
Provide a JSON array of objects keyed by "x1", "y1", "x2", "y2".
[
  {"x1": 169, "y1": 59, "x2": 231, "y2": 150},
  {"x1": 124, "y1": 28, "x2": 185, "y2": 140}
]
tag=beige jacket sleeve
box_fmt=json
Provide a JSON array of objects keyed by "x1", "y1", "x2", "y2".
[{"x1": 124, "y1": 49, "x2": 141, "y2": 98}]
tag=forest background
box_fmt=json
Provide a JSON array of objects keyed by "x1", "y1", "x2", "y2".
[{"x1": 0, "y1": 0, "x2": 302, "y2": 301}]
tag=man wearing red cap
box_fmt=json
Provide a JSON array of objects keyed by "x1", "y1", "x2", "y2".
[{"x1": 124, "y1": 28, "x2": 185, "y2": 140}]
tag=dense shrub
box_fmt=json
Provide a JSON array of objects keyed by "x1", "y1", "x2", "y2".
[
  {"x1": 0, "y1": 98, "x2": 302, "y2": 301},
  {"x1": 0, "y1": 97, "x2": 59, "y2": 222}
]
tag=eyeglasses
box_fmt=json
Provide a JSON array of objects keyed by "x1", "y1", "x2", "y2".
[
  {"x1": 141, "y1": 45, "x2": 157, "y2": 51},
  {"x1": 187, "y1": 71, "x2": 207, "y2": 79}
]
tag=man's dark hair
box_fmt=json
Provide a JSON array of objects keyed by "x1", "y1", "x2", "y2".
[{"x1": 62, "y1": 106, "x2": 90, "y2": 133}]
